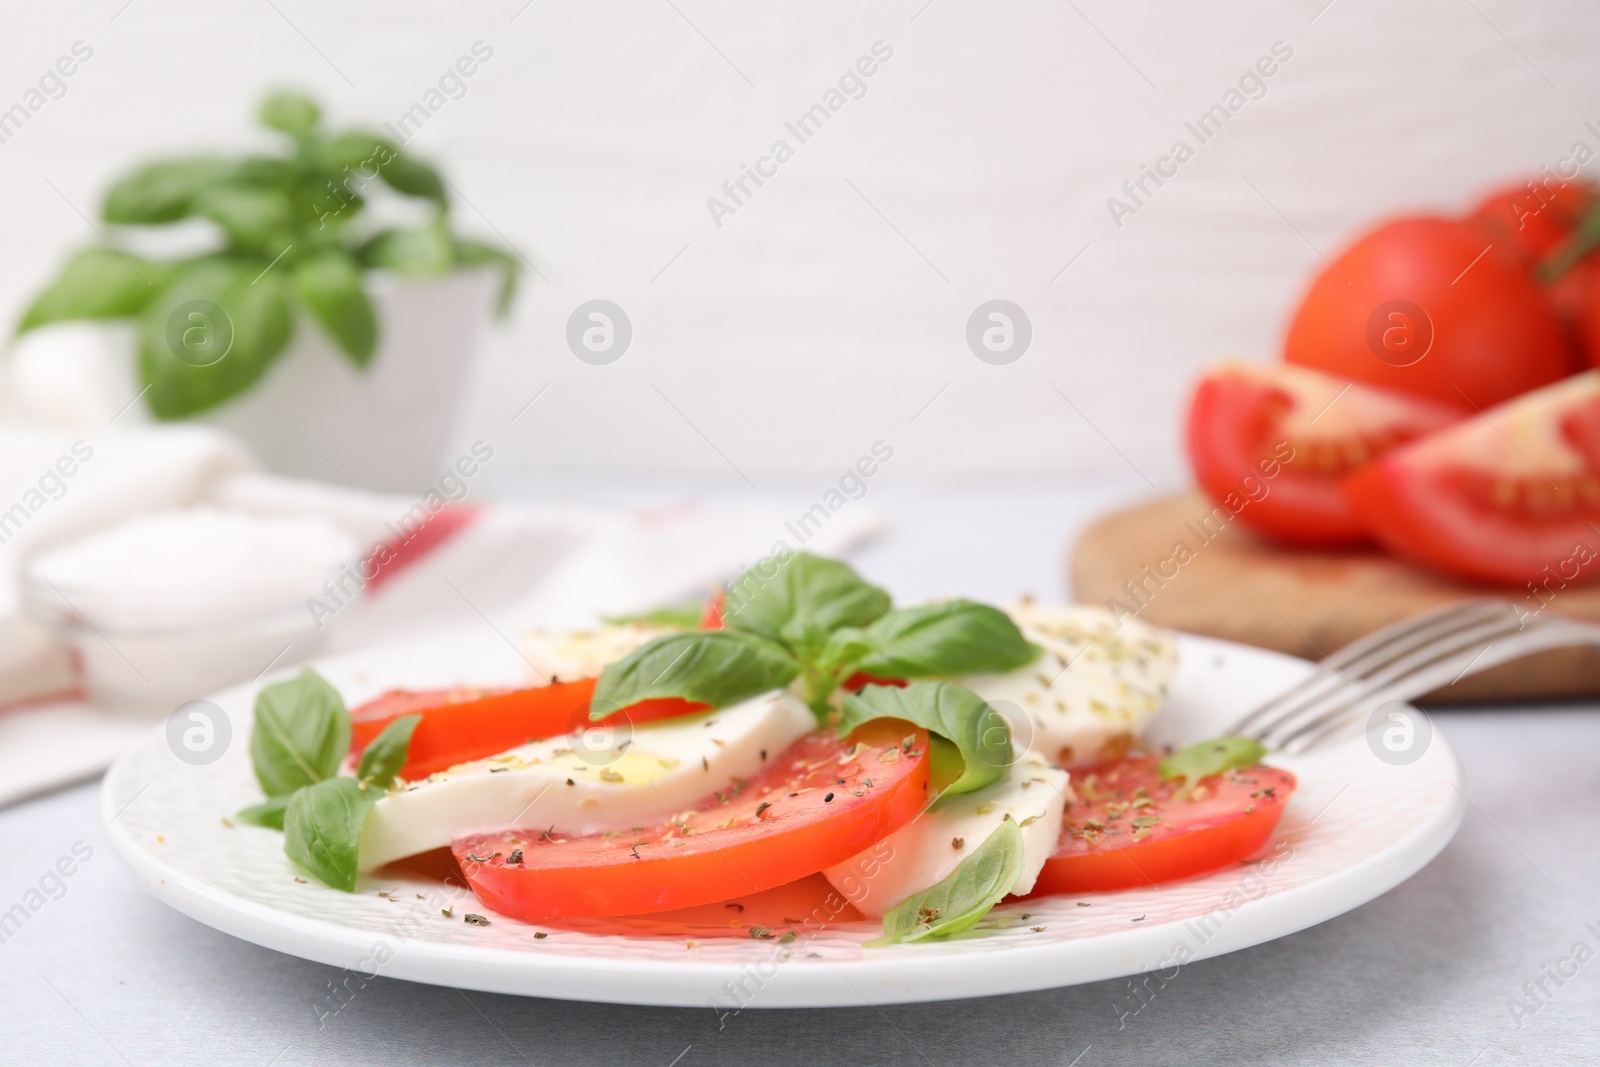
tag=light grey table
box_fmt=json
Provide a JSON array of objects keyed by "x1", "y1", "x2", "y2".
[{"x1": 3, "y1": 482, "x2": 1596, "y2": 1066}]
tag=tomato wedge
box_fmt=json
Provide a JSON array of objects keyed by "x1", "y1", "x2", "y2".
[
  {"x1": 1027, "y1": 754, "x2": 1296, "y2": 895},
  {"x1": 1345, "y1": 371, "x2": 1600, "y2": 586},
  {"x1": 1185, "y1": 362, "x2": 1460, "y2": 546},
  {"x1": 451, "y1": 720, "x2": 931, "y2": 920},
  {"x1": 349, "y1": 679, "x2": 704, "y2": 781}
]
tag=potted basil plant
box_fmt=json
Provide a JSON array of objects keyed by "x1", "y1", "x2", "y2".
[{"x1": 10, "y1": 90, "x2": 518, "y2": 491}]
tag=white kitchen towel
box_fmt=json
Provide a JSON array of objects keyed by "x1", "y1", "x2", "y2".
[{"x1": 0, "y1": 427, "x2": 886, "y2": 808}]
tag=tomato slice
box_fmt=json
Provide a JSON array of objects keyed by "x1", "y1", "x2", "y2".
[
  {"x1": 1185, "y1": 362, "x2": 1460, "y2": 546},
  {"x1": 1345, "y1": 371, "x2": 1600, "y2": 586},
  {"x1": 349, "y1": 679, "x2": 704, "y2": 781},
  {"x1": 451, "y1": 720, "x2": 931, "y2": 920},
  {"x1": 1284, "y1": 216, "x2": 1575, "y2": 409},
  {"x1": 1027, "y1": 754, "x2": 1296, "y2": 895}
]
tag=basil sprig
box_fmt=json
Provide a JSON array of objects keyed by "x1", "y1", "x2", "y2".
[
  {"x1": 838, "y1": 682, "x2": 1011, "y2": 798},
  {"x1": 15, "y1": 90, "x2": 518, "y2": 419},
  {"x1": 868, "y1": 817, "x2": 1025, "y2": 946},
  {"x1": 592, "y1": 553, "x2": 1037, "y2": 718},
  {"x1": 241, "y1": 668, "x2": 420, "y2": 891},
  {"x1": 1159, "y1": 737, "x2": 1267, "y2": 785}
]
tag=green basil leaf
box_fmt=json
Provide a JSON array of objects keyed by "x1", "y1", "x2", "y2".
[
  {"x1": 138, "y1": 256, "x2": 295, "y2": 419},
  {"x1": 283, "y1": 777, "x2": 377, "y2": 892},
  {"x1": 855, "y1": 600, "x2": 1038, "y2": 680},
  {"x1": 601, "y1": 604, "x2": 702, "y2": 629},
  {"x1": 868, "y1": 817, "x2": 1024, "y2": 946},
  {"x1": 320, "y1": 131, "x2": 389, "y2": 173},
  {"x1": 355, "y1": 714, "x2": 421, "y2": 790},
  {"x1": 453, "y1": 238, "x2": 520, "y2": 316},
  {"x1": 376, "y1": 149, "x2": 447, "y2": 206},
  {"x1": 357, "y1": 223, "x2": 455, "y2": 277},
  {"x1": 723, "y1": 553, "x2": 890, "y2": 650},
  {"x1": 294, "y1": 250, "x2": 376, "y2": 365},
  {"x1": 248, "y1": 668, "x2": 350, "y2": 799},
  {"x1": 318, "y1": 132, "x2": 444, "y2": 207},
  {"x1": 838, "y1": 681, "x2": 1009, "y2": 797},
  {"x1": 103, "y1": 158, "x2": 236, "y2": 224},
  {"x1": 192, "y1": 185, "x2": 294, "y2": 254},
  {"x1": 16, "y1": 247, "x2": 173, "y2": 333},
  {"x1": 1159, "y1": 737, "x2": 1267, "y2": 784},
  {"x1": 259, "y1": 90, "x2": 321, "y2": 135},
  {"x1": 235, "y1": 796, "x2": 292, "y2": 831},
  {"x1": 591, "y1": 630, "x2": 799, "y2": 718}
]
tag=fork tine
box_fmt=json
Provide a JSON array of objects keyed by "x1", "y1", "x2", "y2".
[
  {"x1": 1254, "y1": 607, "x2": 1529, "y2": 751},
  {"x1": 1263, "y1": 610, "x2": 1529, "y2": 751},
  {"x1": 1281, "y1": 616, "x2": 1600, "y2": 753},
  {"x1": 1225, "y1": 598, "x2": 1511, "y2": 739}
]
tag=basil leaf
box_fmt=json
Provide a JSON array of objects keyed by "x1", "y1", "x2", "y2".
[
  {"x1": 355, "y1": 714, "x2": 421, "y2": 790},
  {"x1": 591, "y1": 630, "x2": 799, "y2": 717},
  {"x1": 283, "y1": 777, "x2": 377, "y2": 892},
  {"x1": 723, "y1": 553, "x2": 890, "y2": 650},
  {"x1": 192, "y1": 185, "x2": 294, "y2": 254},
  {"x1": 357, "y1": 223, "x2": 455, "y2": 276},
  {"x1": 1159, "y1": 737, "x2": 1267, "y2": 784},
  {"x1": 869, "y1": 817, "x2": 1024, "y2": 946},
  {"x1": 601, "y1": 604, "x2": 702, "y2": 629},
  {"x1": 138, "y1": 256, "x2": 295, "y2": 419},
  {"x1": 259, "y1": 91, "x2": 321, "y2": 135},
  {"x1": 248, "y1": 668, "x2": 350, "y2": 799},
  {"x1": 235, "y1": 796, "x2": 292, "y2": 831},
  {"x1": 16, "y1": 247, "x2": 173, "y2": 333},
  {"x1": 453, "y1": 238, "x2": 520, "y2": 316},
  {"x1": 839, "y1": 682, "x2": 1009, "y2": 797},
  {"x1": 376, "y1": 150, "x2": 447, "y2": 207},
  {"x1": 103, "y1": 158, "x2": 236, "y2": 224},
  {"x1": 294, "y1": 250, "x2": 376, "y2": 365},
  {"x1": 856, "y1": 600, "x2": 1038, "y2": 680}
]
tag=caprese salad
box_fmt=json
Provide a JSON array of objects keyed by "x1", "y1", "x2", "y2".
[{"x1": 237, "y1": 553, "x2": 1297, "y2": 945}]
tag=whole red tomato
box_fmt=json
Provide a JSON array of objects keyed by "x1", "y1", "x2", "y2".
[
  {"x1": 1283, "y1": 216, "x2": 1576, "y2": 409},
  {"x1": 1467, "y1": 178, "x2": 1595, "y2": 269}
]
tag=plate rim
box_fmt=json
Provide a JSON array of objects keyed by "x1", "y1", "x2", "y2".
[{"x1": 101, "y1": 632, "x2": 1466, "y2": 1008}]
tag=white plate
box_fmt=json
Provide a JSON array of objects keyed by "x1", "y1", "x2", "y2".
[{"x1": 101, "y1": 630, "x2": 1463, "y2": 1008}]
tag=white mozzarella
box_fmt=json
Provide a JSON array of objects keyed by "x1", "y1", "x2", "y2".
[
  {"x1": 823, "y1": 757, "x2": 1068, "y2": 918},
  {"x1": 358, "y1": 689, "x2": 814, "y2": 871},
  {"x1": 518, "y1": 622, "x2": 668, "y2": 683},
  {"x1": 958, "y1": 602, "x2": 1177, "y2": 768}
]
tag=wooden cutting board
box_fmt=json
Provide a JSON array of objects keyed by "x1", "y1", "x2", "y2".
[{"x1": 1069, "y1": 490, "x2": 1600, "y2": 705}]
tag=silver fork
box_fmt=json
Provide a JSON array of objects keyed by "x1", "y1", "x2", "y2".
[{"x1": 1223, "y1": 598, "x2": 1600, "y2": 753}]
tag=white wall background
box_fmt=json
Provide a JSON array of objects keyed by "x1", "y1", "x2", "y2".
[{"x1": 2, "y1": 0, "x2": 1597, "y2": 488}]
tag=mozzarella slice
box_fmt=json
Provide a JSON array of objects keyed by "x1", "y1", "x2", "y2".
[
  {"x1": 957, "y1": 603, "x2": 1177, "y2": 768},
  {"x1": 823, "y1": 757, "x2": 1068, "y2": 918},
  {"x1": 518, "y1": 622, "x2": 668, "y2": 683},
  {"x1": 358, "y1": 689, "x2": 815, "y2": 871}
]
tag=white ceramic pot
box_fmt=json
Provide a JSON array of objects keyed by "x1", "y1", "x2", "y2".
[
  {"x1": 200, "y1": 269, "x2": 498, "y2": 492},
  {"x1": 5, "y1": 269, "x2": 498, "y2": 493}
]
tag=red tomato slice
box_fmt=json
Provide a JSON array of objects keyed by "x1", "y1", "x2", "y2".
[
  {"x1": 1284, "y1": 216, "x2": 1575, "y2": 409},
  {"x1": 1185, "y1": 362, "x2": 1461, "y2": 546},
  {"x1": 701, "y1": 591, "x2": 724, "y2": 629},
  {"x1": 1028, "y1": 754, "x2": 1296, "y2": 895},
  {"x1": 349, "y1": 679, "x2": 704, "y2": 781},
  {"x1": 451, "y1": 721, "x2": 931, "y2": 920},
  {"x1": 1345, "y1": 371, "x2": 1600, "y2": 586}
]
